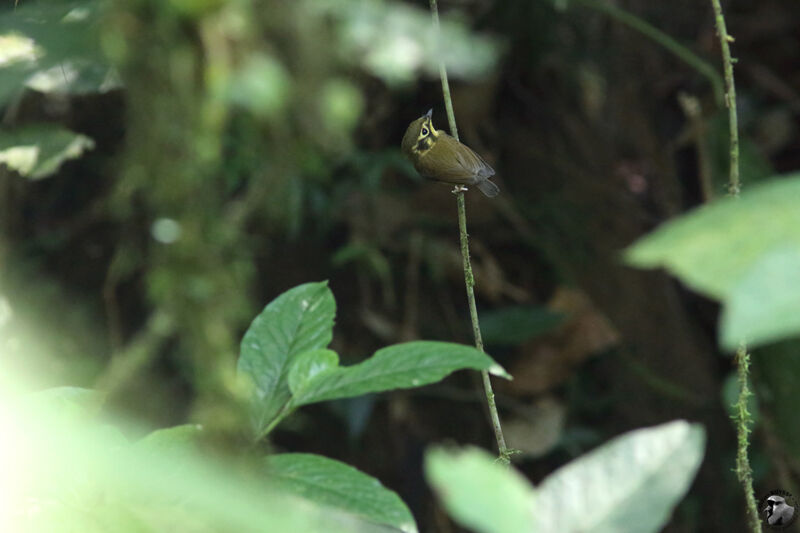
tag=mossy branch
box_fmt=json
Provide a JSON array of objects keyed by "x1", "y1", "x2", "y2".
[
  {"x1": 429, "y1": 0, "x2": 511, "y2": 464},
  {"x1": 709, "y1": 1, "x2": 759, "y2": 531}
]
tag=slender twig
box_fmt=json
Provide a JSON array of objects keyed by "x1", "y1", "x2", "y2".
[
  {"x1": 710, "y1": 0, "x2": 740, "y2": 196},
  {"x1": 709, "y1": 1, "x2": 759, "y2": 531},
  {"x1": 429, "y1": 0, "x2": 510, "y2": 464}
]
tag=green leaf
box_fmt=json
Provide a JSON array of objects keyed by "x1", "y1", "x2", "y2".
[
  {"x1": 626, "y1": 175, "x2": 800, "y2": 348},
  {"x1": 0, "y1": 126, "x2": 95, "y2": 179},
  {"x1": 237, "y1": 281, "x2": 336, "y2": 436},
  {"x1": 135, "y1": 424, "x2": 203, "y2": 452},
  {"x1": 291, "y1": 341, "x2": 510, "y2": 408},
  {"x1": 0, "y1": 2, "x2": 108, "y2": 106},
  {"x1": 479, "y1": 305, "x2": 563, "y2": 346},
  {"x1": 265, "y1": 453, "x2": 417, "y2": 533},
  {"x1": 6, "y1": 389, "x2": 401, "y2": 533},
  {"x1": 25, "y1": 386, "x2": 106, "y2": 421},
  {"x1": 720, "y1": 247, "x2": 800, "y2": 349},
  {"x1": 425, "y1": 447, "x2": 535, "y2": 533},
  {"x1": 26, "y1": 60, "x2": 121, "y2": 95},
  {"x1": 625, "y1": 175, "x2": 800, "y2": 298},
  {"x1": 288, "y1": 349, "x2": 339, "y2": 396},
  {"x1": 533, "y1": 420, "x2": 705, "y2": 533}
]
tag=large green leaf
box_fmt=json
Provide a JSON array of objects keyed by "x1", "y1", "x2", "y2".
[
  {"x1": 135, "y1": 424, "x2": 203, "y2": 453},
  {"x1": 24, "y1": 386, "x2": 106, "y2": 423},
  {"x1": 290, "y1": 341, "x2": 510, "y2": 408},
  {"x1": 288, "y1": 349, "x2": 339, "y2": 395},
  {"x1": 720, "y1": 247, "x2": 800, "y2": 349},
  {"x1": 626, "y1": 175, "x2": 800, "y2": 299},
  {"x1": 0, "y1": 1, "x2": 108, "y2": 105},
  {"x1": 626, "y1": 175, "x2": 800, "y2": 348},
  {"x1": 265, "y1": 453, "x2": 417, "y2": 533},
  {"x1": 425, "y1": 447, "x2": 534, "y2": 533},
  {"x1": 3, "y1": 388, "x2": 396, "y2": 533},
  {"x1": 238, "y1": 281, "x2": 336, "y2": 436},
  {"x1": 533, "y1": 420, "x2": 705, "y2": 533},
  {"x1": 0, "y1": 126, "x2": 95, "y2": 179},
  {"x1": 425, "y1": 421, "x2": 705, "y2": 533}
]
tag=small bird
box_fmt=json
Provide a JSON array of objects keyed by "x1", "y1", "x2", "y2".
[{"x1": 401, "y1": 109, "x2": 499, "y2": 197}]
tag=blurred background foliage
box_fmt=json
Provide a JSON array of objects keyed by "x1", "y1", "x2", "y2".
[{"x1": 1, "y1": 0, "x2": 800, "y2": 530}]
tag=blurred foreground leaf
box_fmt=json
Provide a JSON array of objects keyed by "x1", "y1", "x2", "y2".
[
  {"x1": 0, "y1": 126, "x2": 95, "y2": 179},
  {"x1": 720, "y1": 247, "x2": 800, "y2": 349},
  {"x1": 266, "y1": 453, "x2": 417, "y2": 533},
  {"x1": 0, "y1": 388, "x2": 400, "y2": 533},
  {"x1": 533, "y1": 420, "x2": 705, "y2": 533},
  {"x1": 626, "y1": 175, "x2": 800, "y2": 349},
  {"x1": 426, "y1": 421, "x2": 705, "y2": 533},
  {"x1": 0, "y1": 1, "x2": 107, "y2": 104},
  {"x1": 426, "y1": 447, "x2": 534, "y2": 533}
]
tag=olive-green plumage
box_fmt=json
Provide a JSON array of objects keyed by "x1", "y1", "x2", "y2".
[{"x1": 401, "y1": 109, "x2": 499, "y2": 197}]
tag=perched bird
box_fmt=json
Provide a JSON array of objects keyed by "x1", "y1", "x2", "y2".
[{"x1": 401, "y1": 109, "x2": 499, "y2": 197}]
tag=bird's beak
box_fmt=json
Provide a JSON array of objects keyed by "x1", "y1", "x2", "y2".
[{"x1": 425, "y1": 108, "x2": 433, "y2": 118}]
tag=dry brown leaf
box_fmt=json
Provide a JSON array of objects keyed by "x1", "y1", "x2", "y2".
[{"x1": 504, "y1": 287, "x2": 619, "y2": 395}]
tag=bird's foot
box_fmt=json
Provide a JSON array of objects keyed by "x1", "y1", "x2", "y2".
[{"x1": 451, "y1": 185, "x2": 468, "y2": 194}]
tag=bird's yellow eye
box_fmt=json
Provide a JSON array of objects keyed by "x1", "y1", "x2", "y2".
[{"x1": 421, "y1": 127, "x2": 429, "y2": 136}]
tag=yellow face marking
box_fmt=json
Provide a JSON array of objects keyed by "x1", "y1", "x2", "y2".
[{"x1": 412, "y1": 117, "x2": 438, "y2": 156}]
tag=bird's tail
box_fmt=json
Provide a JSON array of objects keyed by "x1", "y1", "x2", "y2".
[{"x1": 476, "y1": 179, "x2": 499, "y2": 197}]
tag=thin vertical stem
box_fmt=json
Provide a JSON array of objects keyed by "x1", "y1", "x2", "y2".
[
  {"x1": 710, "y1": 0, "x2": 740, "y2": 196},
  {"x1": 734, "y1": 344, "x2": 760, "y2": 533},
  {"x1": 709, "y1": 1, "x2": 759, "y2": 531},
  {"x1": 429, "y1": 0, "x2": 510, "y2": 464}
]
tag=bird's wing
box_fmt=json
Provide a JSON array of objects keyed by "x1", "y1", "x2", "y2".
[{"x1": 417, "y1": 134, "x2": 495, "y2": 184}]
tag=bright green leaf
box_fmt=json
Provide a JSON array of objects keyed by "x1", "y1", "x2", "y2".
[
  {"x1": 720, "y1": 247, "x2": 800, "y2": 349},
  {"x1": 625, "y1": 175, "x2": 800, "y2": 299},
  {"x1": 3, "y1": 392, "x2": 396, "y2": 533},
  {"x1": 533, "y1": 420, "x2": 705, "y2": 533},
  {"x1": 237, "y1": 281, "x2": 336, "y2": 436},
  {"x1": 626, "y1": 175, "x2": 800, "y2": 349},
  {"x1": 291, "y1": 341, "x2": 509, "y2": 408},
  {"x1": 479, "y1": 306, "x2": 563, "y2": 346},
  {"x1": 25, "y1": 386, "x2": 106, "y2": 422},
  {"x1": 266, "y1": 453, "x2": 417, "y2": 533},
  {"x1": 425, "y1": 447, "x2": 534, "y2": 533},
  {"x1": 0, "y1": 126, "x2": 95, "y2": 179},
  {"x1": 288, "y1": 349, "x2": 339, "y2": 395},
  {"x1": 135, "y1": 424, "x2": 203, "y2": 452}
]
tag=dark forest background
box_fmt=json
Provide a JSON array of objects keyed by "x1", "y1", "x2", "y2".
[{"x1": 2, "y1": 1, "x2": 800, "y2": 531}]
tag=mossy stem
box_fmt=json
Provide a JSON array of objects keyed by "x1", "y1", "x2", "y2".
[
  {"x1": 734, "y1": 344, "x2": 760, "y2": 533},
  {"x1": 429, "y1": 0, "x2": 510, "y2": 464},
  {"x1": 709, "y1": 1, "x2": 758, "y2": 530}
]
